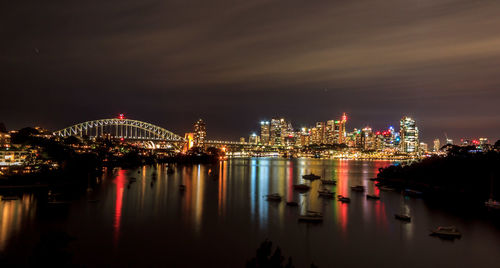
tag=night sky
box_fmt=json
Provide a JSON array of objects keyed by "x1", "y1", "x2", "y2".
[{"x1": 2, "y1": 0, "x2": 500, "y2": 143}]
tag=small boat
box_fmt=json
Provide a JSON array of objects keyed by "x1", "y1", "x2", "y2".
[
  {"x1": 298, "y1": 211, "x2": 323, "y2": 222},
  {"x1": 318, "y1": 189, "x2": 335, "y2": 198},
  {"x1": 394, "y1": 214, "x2": 411, "y2": 222},
  {"x1": 338, "y1": 196, "x2": 351, "y2": 203},
  {"x1": 351, "y1": 185, "x2": 365, "y2": 192},
  {"x1": 485, "y1": 198, "x2": 500, "y2": 209},
  {"x1": 179, "y1": 185, "x2": 186, "y2": 191},
  {"x1": 320, "y1": 179, "x2": 337, "y2": 185},
  {"x1": 430, "y1": 226, "x2": 462, "y2": 239},
  {"x1": 265, "y1": 193, "x2": 282, "y2": 202},
  {"x1": 404, "y1": 189, "x2": 423, "y2": 197},
  {"x1": 286, "y1": 201, "x2": 299, "y2": 207},
  {"x1": 302, "y1": 173, "x2": 320, "y2": 181},
  {"x1": 293, "y1": 184, "x2": 310, "y2": 191},
  {"x1": 1, "y1": 196, "x2": 19, "y2": 201},
  {"x1": 378, "y1": 186, "x2": 395, "y2": 191},
  {"x1": 366, "y1": 194, "x2": 380, "y2": 200}
]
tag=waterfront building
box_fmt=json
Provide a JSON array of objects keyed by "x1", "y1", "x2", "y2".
[
  {"x1": 298, "y1": 127, "x2": 310, "y2": 147},
  {"x1": 184, "y1": 132, "x2": 195, "y2": 152},
  {"x1": 399, "y1": 116, "x2": 419, "y2": 153},
  {"x1": 338, "y1": 113, "x2": 347, "y2": 144},
  {"x1": 433, "y1": 139, "x2": 440, "y2": 152},
  {"x1": 0, "y1": 133, "x2": 10, "y2": 148},
  {"x1": 249, "y1": 133, "x2": 260, "y2": 144},
  {"x1": 313, "y1": 122, "x2": 326, "y2": 144},
  {"x1": 260, "y1": 121, "x2": 270, "y2": 145},
  {"x1": 0, "y1": 148, "x2": 30, "y2": 166},
  {"x1": 240, "y1": 137, "x2": 245, "y2": 143},
  {"x1": 269, "y1": 119, "x2": 281, "y2": 145},
  {"x1": 193, "y1": 119, "x2": 206, "y2": 146},
  {"x1": 326, "y1": 120, "x2": 336, "y2": 144},
  {"x1": 360, "y1": 127, "x2": 374, "y2": 150},
  {"x1": 420, "y1": 142, "x2": 428, "y2": 153}
]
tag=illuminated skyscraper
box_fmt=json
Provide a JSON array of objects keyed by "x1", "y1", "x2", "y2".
[
  {"x1": 433, "y1": 139, "x2": 440, "y2": 152},
  {"x1": 260, "y1": 121, "x2": 270, "y2": 145},
  {"x1": 193, "y1": 119, "x2": 206, "y2": 146},
  {"x1": 249, "y1": 133, "x2": 260, "y2": 144},
  {"x1": 269, "y1": 119, "x2": 281, "y2": 145},
  {"x1": 338, "y1": 113, "x2": 347, "y2": 143},
  {"x1": 360, "y1": 127, "x2": 374, "y2": 150},
  {"x1": 399, "y1": 116, "x2": 419, "y2": 153}
]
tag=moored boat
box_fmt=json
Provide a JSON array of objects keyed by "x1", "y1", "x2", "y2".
[
  {"x1": 286, "y1": 201, "x2": 299, "y2": 207},
  {"x1": 266, "y1": 193, "x2": 282, "y2": 202},
  {"x1": 318, "y1": 189, "x2": 335, "y2": 198},
  {"x1": 320, "y1": 179, "x2": 336, "y2": 185},
  {"x1": 338, "y1": 196, "x2": 351, "y2": 203},
  {"x1": 302, "y1": 173, "x2": 321, "y2": 181},
  {"x1": 378, "y1": 186, "x2": 395, "y2": 191},
  {"x1": 293, "y1": 184, "x2": 310, "y2": 191},
  {"x1": 404, "y1": 189, "x2": 423, "y2": 197},
  {"x1": 394, "y1": 214, "x2": 411, "y2": 222},
  {"x1": 366, "y1": 194, "x2": 380, "y2": 200},
  {"x1": 298, "y1": 211, "x2": 323, "y2": 222},
  {"x1": 351, "y1": 185, "x2": 365, "y2": 192},
  {"x1": 430, "y1": 226, "x2": 461, "y2": 239}
]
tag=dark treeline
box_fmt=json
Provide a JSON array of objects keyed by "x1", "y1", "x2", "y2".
[{"x1": 377, "y1": 142, "x2": 500, "y2": 205}]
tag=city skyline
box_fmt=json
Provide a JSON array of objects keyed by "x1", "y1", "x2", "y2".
[
  {"x1": 2, "y1": 0, "x2": 500, "y2": 143},
  {"x1": 0, "y1": 112, "x2": 494, "y2": 147}
]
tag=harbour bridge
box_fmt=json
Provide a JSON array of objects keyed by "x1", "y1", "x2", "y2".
[{"x1": 52, "y1": 116, "x2": 248, "y2": 147}]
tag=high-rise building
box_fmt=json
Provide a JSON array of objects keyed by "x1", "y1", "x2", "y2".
[
  {"x1": 360, "y1": 127, "x2": 374, "y2": 150},
  {"x1": 433, "y1": 139, "x2": 440, "y2": 152},
  {"x1": 324, "y1": 113, "x2": 347, "y2": 144},
  {"x1": 419, "y1": 142, "x2": 428, "y2": 153},
  {"x1": 313, "y1": 122, "x2": 326, "y2": 144},
  {"x1": 193, "y1": 119, "x2": 206, "y2": 147},
  {"x1": 269, "y1": 119, "x2": 281, "y2": 145},
  {"x1": 399, "y1": 116, "x2": 419, "y2": 153},
  {"x1": 260, "y1": 121, "x2": 270, "y2": 145},
  {"x1": 249, "y1": 133, "x2": 260, "y2": 144},
  {"x1": 338, "y1": 113, "x2": 347, "y2": 144}
]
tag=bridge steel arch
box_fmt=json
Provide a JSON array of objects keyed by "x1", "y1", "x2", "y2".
[{"x1": 53, "y1": 118, "x2": 185, "y2": 142}]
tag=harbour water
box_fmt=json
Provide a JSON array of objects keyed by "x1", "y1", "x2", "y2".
[{"x1": 1, "y1": 158, "x2": 499, "y2": 267}]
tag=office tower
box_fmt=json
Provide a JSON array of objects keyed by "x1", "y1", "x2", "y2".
[
  {"x1": 399, "y1": 116, "x2": 419, "y2": 153},
  {"x1": 338, "y1": 113, "x2": 347, "y2": 143},
  {"x1": 360, "y1": 127, "x2": 374, "y2": 150},
  {"x1": 249, "y1": 133, "x2": 260, "y2": 144},
  {"x1": 193, "y1": 119, "x2": 206, "y2": 146},
  {"x1": 260, "y1": 121, "x2": 270, "y2": 145},
  {"x1": 269, "y1": 119, "x2": 282, "y2": 145},
  {"x1": 433, "y1": 139, "x2": 440, "y2": 152},
  {"x1": 420, "y1": 142, "x2": 428, "y2": 153}
]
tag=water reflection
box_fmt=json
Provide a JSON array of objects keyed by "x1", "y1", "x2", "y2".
[
  {"x1": 113, "y1": 169, "x2": 126, "y2": 247},
  {"x1": 0, "y1": 194, "x2": 36, "y2": 251},
  {"x1": 2, "y1": 158, "x2": 499, "y2": 268}
]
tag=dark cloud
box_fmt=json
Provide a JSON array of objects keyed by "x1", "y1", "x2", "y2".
[{"x1": 1, "y1": 0, "x2": 500, "y2": 143}]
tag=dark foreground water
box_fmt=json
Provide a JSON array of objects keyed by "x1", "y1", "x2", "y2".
[{"x1": 1, "y1": 158, "x2": 500, "y2": 267}]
